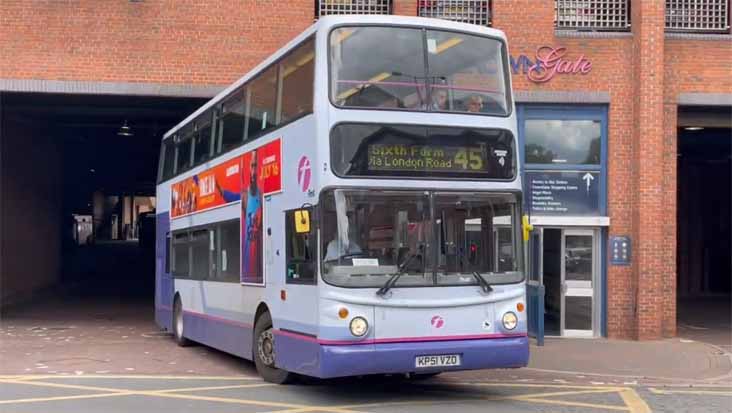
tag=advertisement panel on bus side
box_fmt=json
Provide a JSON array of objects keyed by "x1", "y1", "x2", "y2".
[{"x1": 170, "y1": 138, "x2": 282, "y2": 219}]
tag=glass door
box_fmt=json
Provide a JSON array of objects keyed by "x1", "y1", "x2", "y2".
[{"x1": 561, "y1": 229, "x2": 597, "y2": 337}]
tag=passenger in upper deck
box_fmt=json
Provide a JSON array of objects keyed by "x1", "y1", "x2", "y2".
[
  {"x1": 464, "y1": 94, "x2": 484, "y2": 113},
  {"x1": 430, "y1": 88, "x2": 449, "y2": 111}
]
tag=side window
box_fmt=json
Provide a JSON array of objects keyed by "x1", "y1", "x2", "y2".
[
  {"x1": 194, "y1": 112, "x2": 213, "y2": 164},
  {"x1": 247, "y1": 65, "x2": 279, "y2": 140},
  {"x1": 279, "y1": 38, "x2": 315, "y2": 123},
  {"x1": 172, "y1": 232, "x2": 190, "y2": 277},
  {"x1": 175, "y1": 134, "x2": 193, "y2": 173},
  {"x1": 285, "y1": 208, "x2": 316, "y2": 284},
  {"x1": 217, "y1": 219, "x2": 241, "y2": 282},
  {"x1": 160, "y1": 139, "x2": 176, "y2": 181},
  {"x1": 219, "y1": 90, "x2": 247, "y2": 153},
  {"x1": 190, "y1": 228, "x2": 213, "y2": 280}
]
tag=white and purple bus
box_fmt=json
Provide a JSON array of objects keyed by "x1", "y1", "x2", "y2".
[{"x1": 155, "y1": 15, "x2": 528, "y2": 383}]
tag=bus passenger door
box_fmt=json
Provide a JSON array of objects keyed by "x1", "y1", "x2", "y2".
[
  {"x1": 155, "y1": 213, "x2": 174, "y2": 331},
  {"x1": 526, "y1": 229, "x2": 545, "y2": 345}
]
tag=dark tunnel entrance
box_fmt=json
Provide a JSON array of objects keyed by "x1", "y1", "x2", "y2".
[
  {"x1": 676, "y1": 106, "x2": 732, "y2": 351},
  {"x1": 1, "y1": 92, "x2": 205, "y2": 310}
]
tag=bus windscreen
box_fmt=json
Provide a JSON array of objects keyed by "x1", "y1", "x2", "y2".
[
  {"x1": 330, "y1": 26, "x2": 509, "y2": 116},
  {"x1": 330, "y1": 124, "x2": 515, "y2": 180}
]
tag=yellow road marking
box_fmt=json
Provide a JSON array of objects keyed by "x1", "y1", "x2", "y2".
[
  {"x1": 0, "y1": 376, "x2": 654, "y2": 413},
  {"x1": 0, "y1": 391, "x2": 135, "y2": 405},
  {"x1": 511, "y1": 388, "x2": 621, "y2": 399},
  {"x1": 650, "y1": 387, "x2": 732, "y2": 396},
  {"x1": 619, "y1": 388, "x2": 652, "y2": 413},
  {"x1": 452, "y1": 381, "x2": 621, "y2": 390},
  {"x1": 0, "y1": 378, "x2": 364, "y2": 413},
  {"x1": 131, "y1": 391, "x2": 365, "y2": 413},
  {"x1": 153, "y1": 383, "x2": 275, "y2": 393},
  {"x1": 0, "y1": 379, "x2": 132, "y2": 393},
  {"x1": 335, "y1": 385, "x2": 630, "y2": 412},
  {"x1": 520, "y1": 397, "x2": 629, "y2": 410}
]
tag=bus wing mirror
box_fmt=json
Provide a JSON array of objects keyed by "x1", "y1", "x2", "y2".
[{"x1": 294, "y1": 210, "x2": 311, "y2": 234}]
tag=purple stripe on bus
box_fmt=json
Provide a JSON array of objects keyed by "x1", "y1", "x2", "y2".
[
  {"x1": 275, "y1": 332, "x2": 529, "y2": 378},
  {"x1": 183, "y1": 310, "x2": 254, "y2": 329},
  {"x1": 336, "y1": 79, "x2": 503, "y2": 94},
  {"x1": 275, "y1": 328, "x2": 527, "y2": 346},
  {"x1": 317, "y1": 336, "x2": 529, "y2": 378},
  {"x1": 182, "y1": 310, "x2": 254, "y2": 360},
  {"x1": 273, "y1": 330, "x2": 322, "y2": 377}
]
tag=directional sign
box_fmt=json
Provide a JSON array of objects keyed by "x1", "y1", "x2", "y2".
[{"x1": 526, "y1": 171, "x2": 601, "y2": 216}]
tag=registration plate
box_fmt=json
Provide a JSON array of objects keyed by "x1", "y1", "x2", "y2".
[{"x1": 415, "y1": 354, "x2": 461, "y2": 368}]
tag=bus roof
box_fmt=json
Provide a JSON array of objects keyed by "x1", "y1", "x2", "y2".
[{"x1": 162, "y1": 15, "x2": 508, "y2": 141}]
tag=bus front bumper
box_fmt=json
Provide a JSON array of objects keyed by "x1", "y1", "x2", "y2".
[{"x1": 317, "y1": 335, "x2": 529, "y2": 378}]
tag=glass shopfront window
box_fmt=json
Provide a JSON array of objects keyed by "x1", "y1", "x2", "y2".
[{"x1": 524, "y1": 119, "x2": 601, "y2": 165}]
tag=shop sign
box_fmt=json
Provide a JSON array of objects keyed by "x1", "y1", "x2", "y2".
[
  {"x1": 526, "y1": 170, "x2": 600, "y2": 216},
  {"x1": 510, "y1": 46, "x2": 592, "y2": 83}
]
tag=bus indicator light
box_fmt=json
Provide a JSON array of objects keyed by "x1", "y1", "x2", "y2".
[
  {"x1": 280, "y1": 290, "x2": 286, "y2": 301},
  {"x1": 516, "y1": 303, "x2": 525, "y2": 312},
  {"x1": 338, "y1": 308, "x2": 349, "y2": 319}
]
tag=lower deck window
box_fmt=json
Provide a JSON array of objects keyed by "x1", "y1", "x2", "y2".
[{"x1": 171, "y1": 219, "x2": 240, "y2": 283}]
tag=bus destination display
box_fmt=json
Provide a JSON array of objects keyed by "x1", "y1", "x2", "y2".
[{"x1": 368, "y1": 143, "x2": 488, "y2": 173}]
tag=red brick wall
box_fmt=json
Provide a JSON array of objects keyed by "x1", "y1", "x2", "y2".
[
  {"x1": 2, "y1": 0, "x2": 730, "y2": 339},
  {"x1": 393, "y1": 0, "x2": 730, "y2": 339},
  {"x1": 0, "y1": 0, "x2": 314, "y2": 85}
]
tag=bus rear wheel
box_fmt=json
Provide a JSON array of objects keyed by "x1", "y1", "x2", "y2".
[
  {"x1": 173, "y1": 296, "x2": 191, "y2": 347},
  {"x1": 254, "y1": 312, "x2": 292, "y2": 384}
]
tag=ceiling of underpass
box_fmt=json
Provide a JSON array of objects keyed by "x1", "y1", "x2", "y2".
[{"x1": 2, "y1": 92, "x2": 206, "y2": 213}]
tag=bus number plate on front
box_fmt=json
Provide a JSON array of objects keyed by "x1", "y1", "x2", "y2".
[{"x1": 415, "y1": 354, "x2": 461, "y2": 368}]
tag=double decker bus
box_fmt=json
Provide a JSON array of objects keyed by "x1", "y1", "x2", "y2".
[{"x1": 155, "y1": 15, "x2": 527, "y2": 383}]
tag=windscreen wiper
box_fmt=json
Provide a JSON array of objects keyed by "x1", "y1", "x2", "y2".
[
  {"x1": 457, "y1": 248, "x2": 493, "y2": 293},
  {"x1": 376, "y1": 245, "x2": 424, "y2": 297},
  {"x1": 472, "y1": 271, "x2": 493, "y2": 293}
]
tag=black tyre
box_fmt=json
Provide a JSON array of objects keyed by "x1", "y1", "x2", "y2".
[
  {"x1": 173, "y1": 296, "x2": 191, "y2": 347},
  {"x1": 253, "y1": 312, "x2": 292, "y2": 384}
]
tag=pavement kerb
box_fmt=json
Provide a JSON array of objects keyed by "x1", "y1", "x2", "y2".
[
  {"x1": 686, "y1": 338, "x2": 732, "y2": 382},
  {"x1": 527, "y1": 337, "x2": 732, "y2": 385},
  {"x1": 521, "y1": 365, "x2": 732, "y2": 386}
]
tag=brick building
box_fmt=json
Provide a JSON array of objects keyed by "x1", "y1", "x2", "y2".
[{"x1": 1, "y1": 1, "x2": 730, "y2": 340}]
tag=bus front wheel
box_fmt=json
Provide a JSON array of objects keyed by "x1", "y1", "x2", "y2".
[{"x1": 254, "y1": 312, "x2": 292, "y2": 384}]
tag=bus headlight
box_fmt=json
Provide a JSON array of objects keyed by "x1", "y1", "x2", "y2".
[
  {"x1": 502, "y1": 312, "x2": 518, "y2": 330},
  {"x1": 349, "y1": 317, "x2": 369, "y2": 337}
]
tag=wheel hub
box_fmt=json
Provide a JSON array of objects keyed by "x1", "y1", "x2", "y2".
[{"x1": 257, "y1": 329, "x2": 275, "y2": 366}]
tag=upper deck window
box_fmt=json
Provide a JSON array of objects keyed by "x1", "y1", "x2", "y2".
[{"x1": 330, "y1": 26, "x2": 509, "y2": 116}]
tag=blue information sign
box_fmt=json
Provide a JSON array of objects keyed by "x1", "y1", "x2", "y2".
[
  {"x1": 609, "y1": 236, "x2": 632, "y2": 265},
  {"x1": 526, "y1": 171, "x2": 600, "y2": 216}
]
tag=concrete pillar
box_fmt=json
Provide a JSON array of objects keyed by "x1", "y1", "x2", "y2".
[{"x1": 631, "y1": 0, "x2": 666, "y2": 340}]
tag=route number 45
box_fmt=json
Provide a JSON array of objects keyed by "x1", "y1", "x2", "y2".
[{"x1": 454, "y1": 148, "x2": 483, "y2": 170}]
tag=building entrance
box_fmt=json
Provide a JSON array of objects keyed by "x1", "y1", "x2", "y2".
[
  {"x1": 676, "y1": 106, "x2": 731, "y2": 349},
  {"x1": 539, "y1": 228, "x2": 600, "y2": 338}
]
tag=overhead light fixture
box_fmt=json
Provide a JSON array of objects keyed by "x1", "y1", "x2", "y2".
[
  {"x1": 118, "y1": 120, "x2": 134, "y2": 137},
  {"x1": 684, "y1": 126, "x2": 704, "y2": 131}
]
